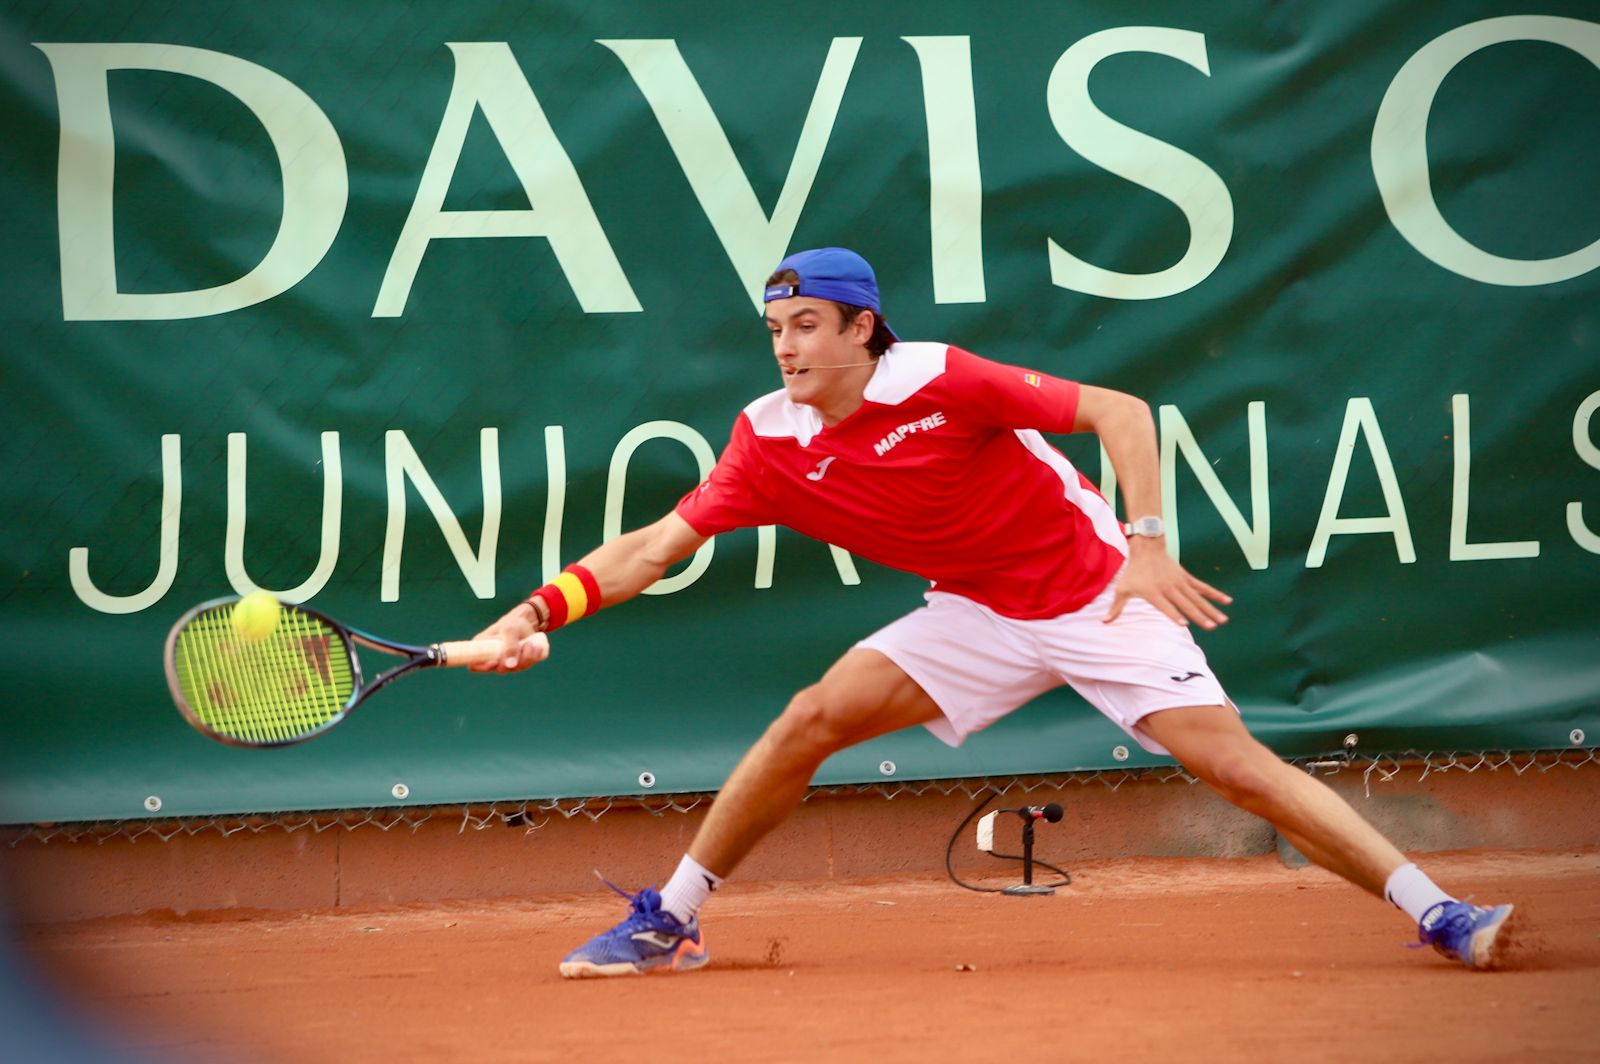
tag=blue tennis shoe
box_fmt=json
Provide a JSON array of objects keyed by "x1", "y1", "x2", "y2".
[
  {"x1": 559, "y1": 880, "x2": 709, "y2": 978},
  {"x1": 1417, "y1": 900, "x2": 1516, "y2": 970}
]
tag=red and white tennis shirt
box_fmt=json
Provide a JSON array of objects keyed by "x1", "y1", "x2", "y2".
[{"x1": 675, "y1": 343, "x2": 1128, "y2": 619}]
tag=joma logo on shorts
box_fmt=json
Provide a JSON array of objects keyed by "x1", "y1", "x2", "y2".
[{"x1": 874, "y1": 411, "x2": 947, "y2": 456}]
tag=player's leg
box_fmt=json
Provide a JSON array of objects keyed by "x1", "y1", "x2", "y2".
[
  {"x1": 1137, "y1": 704, "x2": 1517, "y2": 968},
  {"x1": 672, "y1": 593, "x2": 1055, "y2": 898},
  {"x1": 1041, "y1": 579, "x2": 1516, "y2": 969},
  {"x1": 1136, "y1": 704, "x2": 1403, "y2": 893},
  {"x1": 559, "y1": 648, "x2": 941, "y2": 978},
  {"x1": 687, "y1": 648, "x2": 943, "y2": 876}
]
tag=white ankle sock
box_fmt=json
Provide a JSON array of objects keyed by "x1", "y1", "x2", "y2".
[
  {"x1": 659, "y1": 854, "x2": 723, "y2": 924},
  {"x1": 1384, "y1": 862, "x2": 1454, "y2": 923}
]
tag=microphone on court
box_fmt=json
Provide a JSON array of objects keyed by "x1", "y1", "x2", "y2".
[{"x1": 1014, "y1": 803, "x2": 1064, "y2": 823}]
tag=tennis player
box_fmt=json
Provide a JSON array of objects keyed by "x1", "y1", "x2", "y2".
[{"x1": 473, "y1": 247, "x2": 1515, "y2": 976}]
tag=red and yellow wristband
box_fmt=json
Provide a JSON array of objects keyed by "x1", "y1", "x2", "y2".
[{"x1": 525, "y1": 564, "x2": 602, "y2": 631}]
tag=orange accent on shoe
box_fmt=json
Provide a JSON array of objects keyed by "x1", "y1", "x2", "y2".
[{"x1": 671, "y1": 936, "x2": 706, "y2": 970}]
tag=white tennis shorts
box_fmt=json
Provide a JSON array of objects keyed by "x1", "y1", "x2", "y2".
[{"x1": 856, "y1": 576, "x2": 1232, "y2": 756}]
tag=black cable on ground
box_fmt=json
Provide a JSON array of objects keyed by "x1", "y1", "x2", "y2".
[{"x1": 944, "y1": 790, "x2": 1072, "y2": 893}]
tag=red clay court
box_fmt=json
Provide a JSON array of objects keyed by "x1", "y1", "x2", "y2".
[{"x1": 14, "y1": 848, "x2": 1598, "y2": 1064}]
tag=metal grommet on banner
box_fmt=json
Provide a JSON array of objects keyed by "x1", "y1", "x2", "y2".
[
  {"x1": 638, "y1": 771, "x2": 656, "y2": 789},
  {"x1": 1111, "y1": 745, "x2": 1130, "y2": 762},
  {"x1": 143, "y1": 795, "x2": 163, "y2": 813},
  {"x1": 878, "y1": 760, "x2": 897, "y2": 777},
  {"x1": 1572, "y1": 729, "x2": 1587, "y2": 746},
  {"x1": 391, "y1": 783, "x2": 410, "y2": 800}
]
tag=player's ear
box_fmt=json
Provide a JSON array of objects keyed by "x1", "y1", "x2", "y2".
[{"x1": 850, "y1": 308, "x2": 874, "y2": 344}]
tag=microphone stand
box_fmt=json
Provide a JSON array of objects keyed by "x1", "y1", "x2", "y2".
[{"x1": 1001, "y1": 813, "x2": 1057, "y2": 896}]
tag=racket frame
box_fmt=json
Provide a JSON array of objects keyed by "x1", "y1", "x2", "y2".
[{"x1": 163, "y1": 596, "x2": 453, "y2": 748}]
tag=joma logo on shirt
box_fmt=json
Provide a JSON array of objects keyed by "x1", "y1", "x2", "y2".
[{"x1": 874, "y1": 411, "x2": 947, "y2": 456}]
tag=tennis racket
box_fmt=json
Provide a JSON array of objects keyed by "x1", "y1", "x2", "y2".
[{"x1": 163, "y1": 595, "x2": 504, "y2": 747}]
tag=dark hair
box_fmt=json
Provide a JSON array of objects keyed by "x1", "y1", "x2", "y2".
[{"x1": 765, "y1": 268, "x2": 895, "y2": 357}]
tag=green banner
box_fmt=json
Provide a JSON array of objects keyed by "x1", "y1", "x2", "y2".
[{"x1": 1, "y1": 1, "x2": 1596, "y2": 824}]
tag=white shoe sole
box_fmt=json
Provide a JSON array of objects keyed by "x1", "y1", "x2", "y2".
[
  {"x1": 558, "y1": 959, "x2": 645, "y2": 978},
  {"x1": 559, "y1": 947, "x2": 710, "y2": 979}
]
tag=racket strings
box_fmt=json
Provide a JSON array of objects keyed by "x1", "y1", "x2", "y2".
[{"x1": 173, "y1": 606, "x2": 355, "y2": 743}]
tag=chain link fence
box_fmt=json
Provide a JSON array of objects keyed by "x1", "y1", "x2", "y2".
[{"x1": 8, "y1": 748, "x2": 1595, "y2": 848}]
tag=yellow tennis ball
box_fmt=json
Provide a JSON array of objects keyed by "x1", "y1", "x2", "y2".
[{"x1": 231, "y1": 590, "x2": 281, "y2": 643}]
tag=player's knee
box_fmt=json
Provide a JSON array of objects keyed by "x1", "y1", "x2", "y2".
[
  {"x1": 1193, "y1": 744, "x2": 1279, "y2": 810},
  {"x1": 770, "y1": 685, "x2": 855, "y2": 758}
]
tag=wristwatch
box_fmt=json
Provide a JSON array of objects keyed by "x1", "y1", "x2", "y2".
[{"x1": 1123, "y1": 516, "x2": 1166, "y2": 538}]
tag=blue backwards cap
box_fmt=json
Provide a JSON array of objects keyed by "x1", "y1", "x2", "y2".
[{"x1": 764, "y1": 247, "x2": 897, "y2": 340}]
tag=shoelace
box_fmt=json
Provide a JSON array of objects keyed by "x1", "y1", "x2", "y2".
[
  {"x1": 595, "y1": 869, "x2": 638, "y2": 902},
  {"x1": 592, "y1": 870, "x2": 674, "y2": 935}
]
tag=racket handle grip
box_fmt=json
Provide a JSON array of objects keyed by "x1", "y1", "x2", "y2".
[{"x1": 435, "y1": 639, "x2": 510, "y2": 668}]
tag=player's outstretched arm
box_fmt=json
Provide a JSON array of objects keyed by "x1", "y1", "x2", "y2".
[
  {"x1": 470, "y1": 512, "x2": 709, "y2": 673},
  {"x1": 1072, "y1": 385, "x2": 1233, "y2": 630}
]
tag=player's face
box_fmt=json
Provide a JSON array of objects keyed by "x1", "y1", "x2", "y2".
[{"x1": 765, "y1": 298, "x2": 873, "y2": 409}]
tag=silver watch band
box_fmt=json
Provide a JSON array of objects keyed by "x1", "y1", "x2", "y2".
[{"x1": 1123, "y1": 516, "x2": 1165, "y2": 538}]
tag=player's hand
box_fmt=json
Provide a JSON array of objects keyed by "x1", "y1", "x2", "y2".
[
  {"x1": 1103, "y1": 539, "x2": 1232, "y2": 630},
  {"x1": 469, "y1": 604, "x2": 552, "y2": 673}
]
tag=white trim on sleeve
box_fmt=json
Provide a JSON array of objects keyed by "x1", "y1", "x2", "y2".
[
  {"x1": 1012, "y1": 429, "x2": 1129, "y2": 556},
  {"x1": 743, "y1": 389, "x2": 823, "y2": 445}
]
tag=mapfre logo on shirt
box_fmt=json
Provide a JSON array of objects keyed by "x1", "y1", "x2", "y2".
[{"x1": 874, "y1": 411, "x2": 947, "y2": 456}]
